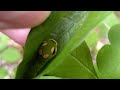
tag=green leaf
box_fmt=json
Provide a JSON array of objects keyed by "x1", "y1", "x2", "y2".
[
  {"x1": 96, "y1": 13, "x2": 120, "y2": 38},
  {"x1": 47, "y1": 42, "x2": 97, "y2": 79},
  {"x1": 94, "y1": 64, "x2": 103, "y2": 79},
  {"x1": 96, "y1": 24, "x2": 120, "y2": 79},
  {"x1": 86, "y1": 12, "x2": 118, "y2": 57},
  {"x1": 38, "y1": 75, "x2": 62, "y2": 79},
  {"x1": 102, "y1": 13, "x2": 120, "y2": 30},
  {"x1": 0, "y1": 68, "x2": 8, "y2": 79},
  {"x1": 16, "y1": 11, "x2": 89, "y2": 79},
  {"x1": 39, "y1": 11, "x2": 112, "y2": 77},
  {"x1": 0, "y1": 33, "x2": 9, "y2": 52},
  {"x1": 0, "y1": 47, "x2": 20, "y2": 63},
  {"x1": 86, "y1": 30, "x2": 99, "y2": 47}
]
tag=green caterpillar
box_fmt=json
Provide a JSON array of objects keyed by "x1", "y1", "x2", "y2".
[
  {"x1": 38, "y1": 39, "x2": 57, "y2": 60},
  {"x1": 17, "y1": 39, "x2": 57, "y2": 79}
]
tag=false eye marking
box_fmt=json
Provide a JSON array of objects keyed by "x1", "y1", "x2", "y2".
[
  {"x1": 41, "y1": 42, "x2": 48, "y2": 46},
  {"x1": 43, "y1": 54, "x2": 49, "y2": 58},
  {"x1": 51, "y1": 47, "x2": 56, "y2": 55}
]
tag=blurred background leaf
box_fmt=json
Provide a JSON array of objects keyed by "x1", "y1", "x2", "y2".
[
  {"x1": 0, "y1": 47, "x2": 20, "y2": 63},
  {"x1": 0, "y1": 33, "x2": 9, "y2": 51},
  {"x1": 86, "y1": 12, "x2": 120, "y2": 63},
  {"x1": 0, "y1": 68, "x2": 8, "y2": 79},
  {"x1": 96, "y1": 24, "x2": 120, "y2": 79},
  {"x1": 0, "y1": 32, "x2": 22, "y2": 79}
]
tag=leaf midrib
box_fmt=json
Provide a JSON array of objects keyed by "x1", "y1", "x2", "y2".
[
  {"x1": 71, "y1": 54, "x2": 97, "y2": 78},
  {"x1": 52, "y1": 11, "x2": 88, "y2": 41}
]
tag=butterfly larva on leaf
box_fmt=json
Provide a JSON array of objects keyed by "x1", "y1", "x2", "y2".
[{"x1": 38, "y1": 39, "x2": 57, "y2": 59}]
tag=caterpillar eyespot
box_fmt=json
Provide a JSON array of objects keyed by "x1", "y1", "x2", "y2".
[
  {"x1": 41, "y1": 42, "x2": 48, "y2": 46},
  {"x1": 51, "y1": 47, "x2": 55, "y2": 54},
  {"x1": 43, "y1": 54, "x2": 49, "y2": 58}
]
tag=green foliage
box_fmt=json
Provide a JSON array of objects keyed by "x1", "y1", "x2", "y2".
[
  {"x1": 86, "y1": 13, "x2": 120, "y2": 48},
  {"x1": 0, "y1": 47, "x2": 20, "y2": 63},
  {"x1": 47, "y1": 42, "x2": 97, "y2": 79},
  {"x1": 0, "y1": 34, "x2": 9, "y2": 51},
  {"x1": 97, "y1": 24, "x2": 120, "y2": 79},
  {"x1": 15, "y1": 11, "x2": 112, "y2": 79},
  {"x1": 40, "y1": 11, "x2": 112, "y2": 78},
  {"x1": 2, "y1": 11, "x2": 120, "y2": 79},
  {"x1": 0, "y1": 68, "x2": 8, "y2": 79},
  {"x1": 39, "y1": 76, "x2": 62, "y2": 79},
  {"x1": 16, "y1": 11, "x2": 89, "y2": 79}
]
